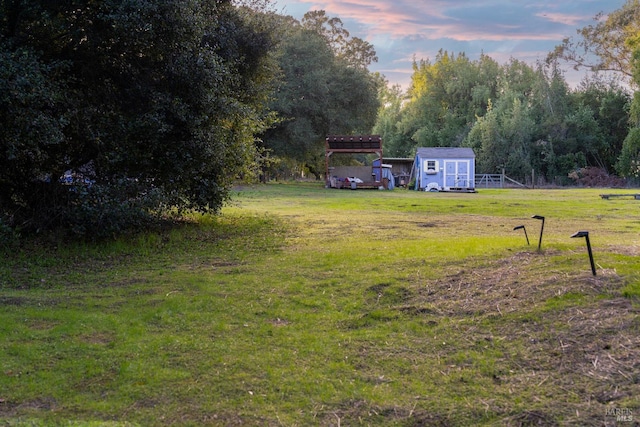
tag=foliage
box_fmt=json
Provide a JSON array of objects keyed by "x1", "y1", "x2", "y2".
[
  {"x1": 372, "y1": 76, "x2": 411, "y2": 156},
  {"x1": 615, "y1": 17, "x2": 640, "y2": 178},
  {"x1": 300, "y1": 10, "x2": 377, "y2": 69},
  {"x1": 61, "y1": 180, "x2": 177, "y2": 238},
  {"x1": 616, "y1": 127, "x2": 640, "y2": 177},
  {"x1": 260, "y1": 11, "x2": 380, "y2": 179},
  {"x1": 568, "y1": 166, "x2": 627, "y2": 186},
  {"x1": 571, "y1": 78, "x2": 631, "y2": 169},
  {"x1": 0, "y1": 0, "x2": 279, "y2": 238},
  {"x1": 399, "y1": 51, "x2": 501, "y2": 150},
  {"x1": 373, "y1": 43, "x2": 632, "y2": 184},
  {"x1": 260, "y1": 24, "x2": 335, "y2": 177},
  {"x1": 549, "y1": 0, "x2": 640, "y2": 83},
  {"x1": 0, "y1": 216, "x2": 18, "y2": 249}
]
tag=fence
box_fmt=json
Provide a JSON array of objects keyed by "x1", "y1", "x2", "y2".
[{"x1": 475, "y1": 174, "x2": 526, "y2": 189}]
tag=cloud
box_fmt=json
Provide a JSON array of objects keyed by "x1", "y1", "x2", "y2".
[
  {"x1": 536, "y1": 12, "x2": 592, "y2": 26},
  {"x1": 275, "y1": 0, "x2": 628, "y2": 88},
  {"x1": 292, "y1": 0, "x2": 580, "y2": 41}
]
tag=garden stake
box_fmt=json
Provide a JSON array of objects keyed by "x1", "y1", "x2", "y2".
[
  {"x1": 571, "y1": 231, "x2": 596, "y2": 276},
  {"x1": 532, "y1": 215, "x2": 545, "y2": 251},
  {"x1": 513, "y1": 225, "x2": 530, "y2": 245}
]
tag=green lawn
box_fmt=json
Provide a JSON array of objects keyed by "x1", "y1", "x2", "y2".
[{"x1": 1, "y1": 183, "x2": 639, "y2": 426}]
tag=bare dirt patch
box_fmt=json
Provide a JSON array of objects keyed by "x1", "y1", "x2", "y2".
[{"x1": 0, "y1": 397, "x2": 58, "y2": 417}]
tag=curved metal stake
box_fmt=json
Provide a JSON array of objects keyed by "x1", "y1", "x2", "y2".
[
  {"x1": 571, "y1": 231, "x2": 596, "y2": 276},
  {"x1": 513, "y1": 225, "x2": 529, "y2": 245},
  {"x1": 532, "y1": 215, "x2": 545, "y2": 251}
]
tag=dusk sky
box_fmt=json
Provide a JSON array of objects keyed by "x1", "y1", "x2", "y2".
[{"x1": 273, "y1": 0, "x2": 627, "y2": 90}]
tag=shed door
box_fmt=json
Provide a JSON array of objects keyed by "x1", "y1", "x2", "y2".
[{"x1": 444, "y1": 160, "x2": 470, "y2": 189}]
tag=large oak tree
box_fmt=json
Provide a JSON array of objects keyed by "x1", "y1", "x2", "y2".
[{"x1": 0, "y1": 0, "x2": 278, "y2": 237}]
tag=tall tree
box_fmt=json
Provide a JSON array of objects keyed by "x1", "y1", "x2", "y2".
[
  {"x1": 549, "y1": 0, "x2": 640, "y2": 179},
  {"x1": 261, "y1": 12, "x2": 379, "y2": 178},
  {"x1": 616, "y1": 33, "x2": 640, "y2": 177},
  {"x1": 571, "y1": 78, "x2": 630, "y2": 172},
  {"x1": 466, "y1": 94, "x2": 536, "y2": 179},
  {"x1": 399, "y1": 51, "x2": 500, "y2": 151},
  {"x1": 300, "y1": 10, "x2": 377, "y2": 68},
  {"x1": 465, "y1": 59, "x2": 547, "y2": 180},
  {"x1": 0, "y1": 0, "x2": 279, "y2": 237},
  {"x1": 550, "y1": 0, "x2": 640, "y2": 84},
  {"x1": 263, "y1": 26, "x2": 335, "y2": 162},
  {"x1": 372, "y1": 76, "x2": 411, "y2": 157}
]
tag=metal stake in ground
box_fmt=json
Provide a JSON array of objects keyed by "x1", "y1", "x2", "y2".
[
  {"x1": 532, "y1": 215, "x2": 545, "y2": 251},
  {"x1": 513, "y1": 225, "x2": 530, "y2": 245},
  {"x1": 570, "y1": 231, "x2": 596, "y2": 276}
]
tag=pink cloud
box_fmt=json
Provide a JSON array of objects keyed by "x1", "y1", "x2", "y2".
[
  {"x1": 291, "y1": 0, "x2": 575, "y2": 43},
  {"x1": 535, "y1": 12, "x2": 591, "y2": 26}
]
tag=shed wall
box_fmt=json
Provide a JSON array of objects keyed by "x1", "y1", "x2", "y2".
[{"x1": 415, "y1": 155, "x2": 475, "y2": 191}]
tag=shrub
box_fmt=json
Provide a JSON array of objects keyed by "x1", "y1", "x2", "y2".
[
  {"x1": 60, "y1": 181, "x2": 176, "y2": 240},
  {"x1": 0, "y1": 215, "x2": 19, "y2": 250},
  {"x1": 568, "y1": 166, "x2": 626, "y2": 187}
]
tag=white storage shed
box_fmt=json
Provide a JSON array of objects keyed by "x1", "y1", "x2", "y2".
[{"x1": 413, "y1": 147, "x2": 476, "y2": 192}]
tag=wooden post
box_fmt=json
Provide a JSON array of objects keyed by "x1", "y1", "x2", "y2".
[{"x1": 531, "y1": 169, "x2": 535, "y2": 189}]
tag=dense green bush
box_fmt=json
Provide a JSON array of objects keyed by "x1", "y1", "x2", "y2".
[
  {"x1": 61, "y1": 182, "x2": 171, "y2": 239},
  {"x1": 0, "y1": 1, "x2": 278, "y2": 240},
  {"x1": 616, "y1": 127, "x2": 640, "y2": 178},
  {"x1": 0, "y1": 216, "x2": 18, "y2": 249}
]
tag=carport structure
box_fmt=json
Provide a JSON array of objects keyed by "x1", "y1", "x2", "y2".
[{"x1": 325, "y1": 135, "x2": 383, "y2": 189}]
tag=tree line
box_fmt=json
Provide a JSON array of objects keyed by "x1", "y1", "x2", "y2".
[
  {"x1": 376, "y1": 53, "x2": 631, "y2": 185},
  {"x1": 376, "y1": 0, "x2": 640, "y2": 185},
  {"x1": 1, "y1": 0, "x2": 639, "y2": 241}
]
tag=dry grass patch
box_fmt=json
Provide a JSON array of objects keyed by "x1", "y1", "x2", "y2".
[{"x1": 411, "y1": 251, "x2": 626, "y2": 317}]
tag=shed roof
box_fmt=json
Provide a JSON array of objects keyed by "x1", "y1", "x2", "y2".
[{"x1": 416, "y1": 147, "x2": 475, "y2": 159}]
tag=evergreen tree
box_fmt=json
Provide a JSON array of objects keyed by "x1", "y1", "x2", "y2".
[{"x1": 0, "y1": 0, "x2": 279, "y2": 237}]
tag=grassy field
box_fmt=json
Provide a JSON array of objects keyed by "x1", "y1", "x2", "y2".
[{"x1": 1, "y1": 182, "x2": 639, "y2": 426}]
